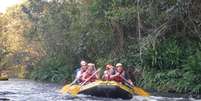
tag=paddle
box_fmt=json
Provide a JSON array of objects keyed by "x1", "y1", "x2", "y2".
[
  {"x1": 60, "y1": 78, "x2": 79, "y2": 94},
  {"x1": 120, "y1": 75, "x2": 150, "y2": 96},
  {"x1": 64, "y1": 68, "x2": 101, "y2": 96},
  {"x1": 60, "y1": 68, "x2": 87, "y2": 94}
]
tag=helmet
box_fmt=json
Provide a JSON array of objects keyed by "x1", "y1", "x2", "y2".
[
  {"x1": 80, "y1": 60, "x2": 87, "y2": 66},
  {"x1": 88, "y1": 63, "x2": 95, "y2": 67},
  {"x1": 116, "y1": 63, "x2": 122, "y2": 67},
  {"x1": 88, "y1": 63, "x2": 96, "y2": 71}
]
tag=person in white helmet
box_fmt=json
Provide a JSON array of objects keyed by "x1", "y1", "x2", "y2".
[
  {"x1": 74, "y1": 60, "x2": 88, "y2": 83},
  {"x1": 110, "y1": 63, "x2": 133, "y2": 85}
]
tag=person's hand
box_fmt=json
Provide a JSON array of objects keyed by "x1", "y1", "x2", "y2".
[
  {"x1": 115, "y1": 72, "x2": 120, "y2": 76},
  {"x1": 111, "y1": 73, "x2": 118, "y2": 78},
  {"x1": 130, "y1": 82, "x2": 133, "y2": 86},
  {"x1": 128, "y1": 80, "x2": 134, "y2": 86}
]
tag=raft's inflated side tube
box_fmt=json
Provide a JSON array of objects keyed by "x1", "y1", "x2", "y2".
[
  {"x1": 0, "y1": 77, "x2": 8, "y2": 81},
  {"x1": 78, "y1": 80, "x2": 133, "y2": 99}
]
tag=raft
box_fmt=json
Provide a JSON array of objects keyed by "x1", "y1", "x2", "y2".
[{"x1": 78, "y1": 80, "x2": 133, "y2": 99}]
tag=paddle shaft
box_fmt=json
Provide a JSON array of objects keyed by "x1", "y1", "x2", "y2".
[
  {"x1": 69, "y1": 78, "x2": 78, "y2": 85},
  {"x1": 68, "y1": 68, "x2": 86, "y2": 85},
  {"x1": 120, "y1": 75, "x2": 150, "y2": 96},
  {"x1": 119, "y1": 75, "x2": 134, "y2": 87},
  {"x1": 67, "y1": 72, "x2": 82, "y2": 86}
]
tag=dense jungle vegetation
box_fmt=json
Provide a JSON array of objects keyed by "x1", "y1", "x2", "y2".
[{"x1": 0, "y1": 0, "x2": 201, "y2": 95}]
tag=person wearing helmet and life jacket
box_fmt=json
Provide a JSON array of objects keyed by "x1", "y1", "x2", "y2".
[
  {"x1": 102, "y1": 64, "x2": 115, "y2": 80},
  {"x1": 75, "y1": 60, "x2": 88, "y2": 83},
  {"x1": 110, "y1": 63, "x2": 133, "y2": 85},
  {"x1": 81, "y1": 63, "x2": 99, "y2": 84}
]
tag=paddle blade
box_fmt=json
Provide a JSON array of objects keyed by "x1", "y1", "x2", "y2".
[
  {"x1": 68, "y1": 85, "x2": 81, "y2": 96},
  {"x1": 133, "y1": 86, "x2": 150, "y2": 96},
  {"x1": 60, "y1": 85, "x2": 71, "y2": 94}
]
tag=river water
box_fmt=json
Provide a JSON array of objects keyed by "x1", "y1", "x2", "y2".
[{"x1": 0, "y1": 79, "x2": 200, "y2": 101}]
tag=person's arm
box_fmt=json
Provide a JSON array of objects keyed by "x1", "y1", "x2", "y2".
[
  {"x1": 127, "y1": 79, "x2": 133, "y2": 85},
  {"x1": 110, "y1": 72, "x2": 120, "y2": 79},
  {"x1": 81, "y1": 72, "x2": 87, "y2": 82},
  {"x1": 95, "y1": 71, "x2": 99, "y2": 79}
]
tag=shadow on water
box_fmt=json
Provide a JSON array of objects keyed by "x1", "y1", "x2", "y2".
[
  {"x1": 0, "y1": 98, "x2": 10, "y2": 101},
  {"x1": 0, "y1": 91, "x2": 16, "y2": 95},
  {"x1": 0, "y1": 79, "x2": 200, "y2": 101},
  {"x1": 0, "y1": 91, "x2": 15, "y2": 101}
]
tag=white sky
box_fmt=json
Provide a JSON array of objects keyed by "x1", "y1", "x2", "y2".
[{"x1": 0, "y1": 0, "x2": 22, "y2": 13}]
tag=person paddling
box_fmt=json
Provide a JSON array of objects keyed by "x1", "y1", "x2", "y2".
[
  {"x1": 81, "y1": 63, "x2": 99, "y2": 84},
  {"x1": 102, "y1": 64, "x2": 115, "y2": 80},
  {"x1": 75, "y1": 60, "x2": 88, "y2": 83},
  {"x1": 110, "y1": 63, "x2": 133, "y2": 85}
]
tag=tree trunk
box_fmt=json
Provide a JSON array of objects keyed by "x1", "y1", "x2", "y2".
[{"x1": 111, "y1": 20, "x2": 124, "y2": 57}]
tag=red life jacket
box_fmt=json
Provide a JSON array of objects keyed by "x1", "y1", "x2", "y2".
[
  {"x1": 111, "y1": 71, "x2": 124, "y2": 83},
  {"x1": 112, "y1": 75, "x2": 123, "y2": 83},
  {"x1": 83, "y1": 72, "x2": 97, "y2": 83}
]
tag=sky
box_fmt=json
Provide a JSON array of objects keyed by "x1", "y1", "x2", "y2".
[{"x1": 0, "y1": 0, "x2": 22, "y2": 13}]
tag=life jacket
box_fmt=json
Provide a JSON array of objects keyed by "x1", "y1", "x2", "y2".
[
  {"x1": 113, "y1": 75, "x2": 123, "y2": 83},
  {"x1": 111, "y1": 71, "x2": 124, "y2": 83},
  {"x1": 83, "y1": 72, "x2": 97, "y2": 83},
  {"x1": 103, "y1": 68, "x2": 116, "y2": 81}
]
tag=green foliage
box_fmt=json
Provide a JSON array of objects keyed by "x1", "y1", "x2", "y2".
[
  {"x1": 142, "y1": 38, "x2": 201, "y2": 94},
  {"x1": 29, "y1": 56, "x2": 72, "y2": 83},
  {"x1": 143, "y1": 38, "x2": 182, "y2": 70},
  {"x1": 179, "y1": 50, "x2": 201, "y2": 94},
  {"x1": 183, "y1": 50, "x2": 201, "y2": 75},
  {"x1": 0, "y1": 0, "x2": 201, "y2": 95}
]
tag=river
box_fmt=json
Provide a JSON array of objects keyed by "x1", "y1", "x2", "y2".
[{"x1": 0, "y1": 79, "x2": 200, "y2": 101}]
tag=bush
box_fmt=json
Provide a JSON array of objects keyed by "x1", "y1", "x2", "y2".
[
  {"x1": 143, "y1": 38, "x2": 182, "y2": 70},
  {"x1": 29, "y1": 56, "x2": 73, "y2": 83},
  {"x1": 142, "y1": 38, "x2": 201, "y2": 94}
]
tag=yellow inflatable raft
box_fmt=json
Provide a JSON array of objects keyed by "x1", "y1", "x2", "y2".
[{"x1": 78, "y1": 80, "x2": 133, "y2": 99}]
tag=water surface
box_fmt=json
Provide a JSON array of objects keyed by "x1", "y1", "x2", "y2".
[{"x1": 0, "y1": 79, "x2": 200, "y2": 101}]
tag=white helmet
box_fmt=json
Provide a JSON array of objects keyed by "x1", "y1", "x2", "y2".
[
  {"x1": 116, "y1": 63, "x2": 123, "y2": 67},
  {"x1": 80, "y1": 60, "x2": 87, "y2": 66}
]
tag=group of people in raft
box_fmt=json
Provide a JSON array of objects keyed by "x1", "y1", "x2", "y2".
[{"x1": 74, "y1": 60, "x2": 133, "y2": 86}]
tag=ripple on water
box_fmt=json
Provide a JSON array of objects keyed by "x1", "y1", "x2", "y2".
[
  {"x1": 0, "y1": 79, "x2": 201, "y2": 101},
  {"x1": 0, "y1": 98, "x2": 10, "y2": 101}
]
